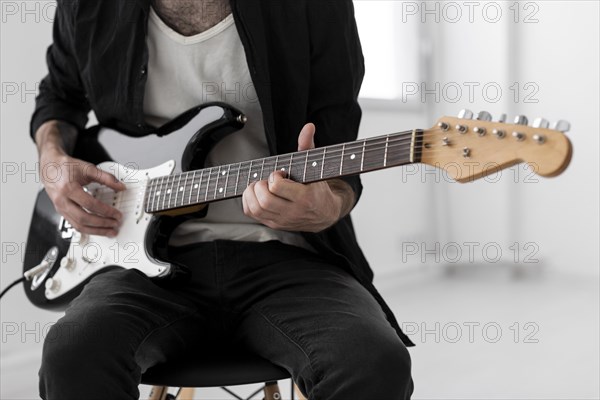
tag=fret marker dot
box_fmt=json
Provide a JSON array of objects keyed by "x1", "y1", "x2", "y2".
[
  {"x1": 219, "y1": 188, "x2": 223, "y2": 193},
  {"x1": 166, "y1": 189, "x2": 171, "y2": 194},
  {"x1": 312, "y1": 162, "x2": 317, "y2": 167},
  {"x1": 156, "y1": 192, "x2": 160, "y2": 196},
  {"x1": 222, "y1": 171, "x2": 226, "y2": 176},
  {"x1": 281, "y1": 168, "x2": 285, "y2": 171},
  {"x1": 253, "y1": 173, "x2": 258, "y2": 178},
  {"x1": 179, "y1": 187, "x2": 184, "y2": 192},
  {"x1": 350, "y1": 154, "x2": 356, "y2": 160},
  {"x1": 194, "y1": 184, "x2": 199, "y2": 189}
]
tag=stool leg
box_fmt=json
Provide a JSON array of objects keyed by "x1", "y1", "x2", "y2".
[
  {"x1": 263, "y1": 381, "x2": 281, "y2": 400},
  {"x1": 175, "y1": 387, "x2": 195, "y2": 400},
  {"x1": 148, "y1": 386, "x2": 169, "y2": 400},
  {"x1": 294, "y1": 384, "x2": 308, "y2": 400}
]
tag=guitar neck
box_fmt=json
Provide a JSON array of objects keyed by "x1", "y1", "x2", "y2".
[{"x1": 144, "y1": 129, "x2": 423, "y2": 213}]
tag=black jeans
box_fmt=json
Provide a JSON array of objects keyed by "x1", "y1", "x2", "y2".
[{"x1": 39, "y1": 240, "x2": 413, "y2": 399}]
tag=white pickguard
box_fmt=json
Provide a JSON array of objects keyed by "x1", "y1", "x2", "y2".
[
  {"x1": 43, "y1": 105, "x2": 228, "y2": 300},
  {"x1": 44, "y1": 161, "x2": 175, "y2": 300}
]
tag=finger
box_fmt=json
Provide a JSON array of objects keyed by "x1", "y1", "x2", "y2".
[
  {"x1": 254, "y1": 179, "x2": 290, "y2": 214},
  {"x1": 70, "y1": 188, "x2": 123, "y2": 222},
  {"x1": 61, "y1": 203, "x2": 119, "y2": 237},
  {"x1": 66, "y1": 199, "x2": 121, "y2": 229},
  {"x1": 242, "y1": 183, "x2": 280, "y2": 221},
  {"x1": 267, "y1": 171, "x2": 306, "y2": 202},
  {"x1": 297, "y1": 123, "x2": 316, "y2": 151},
  {"x1": 83, "y1": 164, "x2": 126, "y2": 192}
]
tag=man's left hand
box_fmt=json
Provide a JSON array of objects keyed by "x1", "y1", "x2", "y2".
[{"x1": 242, "y1": 123, "x2": 355, "y2": 233}]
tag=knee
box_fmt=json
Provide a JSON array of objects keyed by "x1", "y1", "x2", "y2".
[
  {"x1": 40, "y1": 305, "x2": 127, "y2": 375},
  {"x1": 370, "y1": 336, "x2": 412, "y2": 387},
  {"x1": 330, "y1": 330, "x2": 413, "y2": 398},
  {"x1": 39, "y1": 318, "x2": 83, "y2": 389}
]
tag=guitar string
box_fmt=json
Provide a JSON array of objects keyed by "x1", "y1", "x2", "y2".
[
  {"x1": 95, "y1": 143, "x2": 515, "y2": 214},
  {"x1": 140, "y1": 130, "x2": 499, "y2": 195},
  {"x1": 89, "y1": 126, "x2": 520, "y2": 193},
  {"x1": 93, "y1": 135, "x2": 523, "y2": 211},
  {"x1": 141, "y1": 131, "x2": 517, "y2": 197},
  {"x1": 92, "y1": 139, "x2": 422, "y2": 205},
  {"x1": 91, "y1": 128, "x2": 532, "y2": 210}
]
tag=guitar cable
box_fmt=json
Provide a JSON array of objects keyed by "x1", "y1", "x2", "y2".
[
  {"x1": 0, "y1": 247, "x2": 58, "y2": 301},
  {"x1": 0, "y1": 277, "x2": 26, "y2": 300}
]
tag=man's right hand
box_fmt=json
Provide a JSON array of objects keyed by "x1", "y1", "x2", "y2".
[{"x1": 36, "y1": 121, "x2": 125, "y2": 237}]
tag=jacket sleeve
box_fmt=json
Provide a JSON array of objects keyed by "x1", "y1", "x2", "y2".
[
  {"x1": 30, "y1": 0, "x2": 90, "y2": 141},
  {"x1": 306, "y1": 0, "x2": 365, "y2": 206}
]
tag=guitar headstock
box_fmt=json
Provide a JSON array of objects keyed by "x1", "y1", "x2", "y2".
[{"x1": 420, "y1": 110, "x2": 573, "y2": 182}]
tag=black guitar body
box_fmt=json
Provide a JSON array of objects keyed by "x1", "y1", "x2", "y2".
[{"x1": 23, "y1": 102, "x2": 246, "y2": 309}]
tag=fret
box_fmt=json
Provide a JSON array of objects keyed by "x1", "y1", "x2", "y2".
[
  {"x1": 246, "y1": 161, "x2": 253, "y2": 187},
  {"x1": 289, "y1": 156, "x2": 304, "y2": 182},
  {"x1": 339, "y1": 144, "x2": 345, "y2": 175},
  {"x1": 248, "y1": 160, "x2": 262, "y2": 185},
  {"x1": 384, "y1": 135, "x2": 389, "y2": 167},
  {"x1": 188, "y1": 171, "x2": 195, "y2": 205},
  {"x1": 276, "y1": 154, "x2": 293, "y2": 177},
  {"x1": 302, "y1": 150, "x2": 309, "y2": 182},
  {"x1": 169, "y1": 175, "x2": 176, "y2": 209},
  {"x1": 223, "y1": 164, "x2": 231, "y2": 196},
  {"x1": 174, "y1": 173, "x2": 183, "y2": 207},
  {"x1": 288, "y1": 153, "x2": 293, "y2": 178},
  {"x1": 214, "y1": 166, "x2": 223, "y2": 199},
  {"x1": 196, "y1": 169, "x2": 204, "y2": 203},
  {"x1": 204, "y1": 168, "x2": 212, "y2": 201},
  {"x1": 234, "y1": 162, "x2": 242, "y2": 196},
  {"x1": 362, "y1": 137, "x2": 387, "y2": 171},
  {"x1": 262, "y1": 157, "x2": 276, "y2": 179},
  {"x1": 361, "y1": 139, "x2": 366, "y2": 171},
  {"x1": 259, "y1": 158, "x2": 266, "y2": 180},
  {"x1": 160, "y1": 176, "x2": 167, "y2": 211},
  {"x1": 320, "y1": 148, "x2": 326, "y2": 179},
  {"x1": 273, "y1": 155, "x2": 280, "y2": 177},
  {"x1": 383, "y1": 132, "x2": 413, "y2": 166},
  {"x1": 304, "y1": 148, "x2": 325, "y2": 183},
  {"x1": 324, "y1": 144, "x2": 344, "y2": 180},
  {"x1": 339, "y1": 141, "x2": 361, "y2": 176},
  {"x1": 149, "y1": 178, "x2": 157, "y2": 212}
]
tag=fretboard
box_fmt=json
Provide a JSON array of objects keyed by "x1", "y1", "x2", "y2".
[{"x1": 144, "y1": 129, "x2": 422, "y2": 213}]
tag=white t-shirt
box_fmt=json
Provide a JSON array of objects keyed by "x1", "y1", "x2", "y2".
[{"x1": 143, "y1": 8, "x2": 312, "y2": 250}]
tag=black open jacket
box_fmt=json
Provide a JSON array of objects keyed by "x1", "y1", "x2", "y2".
[{"x1": 31, "y1": 0, "x2": 414, "y2": 347}]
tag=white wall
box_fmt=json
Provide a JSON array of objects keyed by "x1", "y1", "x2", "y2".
[{"x1": 353, "y1": 1, "x2": 599, "y2": 279}]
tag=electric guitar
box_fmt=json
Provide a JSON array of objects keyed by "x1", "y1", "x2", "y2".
[{"x1": 22, "y1": 103, "x2": 572, "y2": 309}]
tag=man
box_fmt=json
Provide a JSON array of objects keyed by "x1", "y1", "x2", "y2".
[{"x1": 32, "y1": 1, "x2": 414, "y2": 398}]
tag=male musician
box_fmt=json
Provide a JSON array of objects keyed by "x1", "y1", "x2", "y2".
[{"x1": 33, "y1": 1, "x2": 414, "y2": 398}]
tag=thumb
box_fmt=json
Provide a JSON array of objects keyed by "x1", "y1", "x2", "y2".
[{"x1": 297, "y1": 123, "x2": 316, "y2": 151}]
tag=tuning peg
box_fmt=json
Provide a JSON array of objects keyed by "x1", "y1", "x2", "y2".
[
  {"x1": 476, "y1": 111, "x2": 492, "y2": 121},
  {"x1": 498, "y1": 113, "x2": 507, "y2": 123},
  {"x1": 532, "y1": 118, "x2": 549, "y2": 129},
  {"x1": 552, "y1": 120, "x2": 571, "y2": 133},
  {"x1": 458, "y1": 109, "x2": 473, "y2": 119},
  {"x1": 513, "y1": 115, "x2": 528, "y2": 125}
]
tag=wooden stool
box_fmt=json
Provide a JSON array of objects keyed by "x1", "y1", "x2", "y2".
[{"x1": 142, "y1": 350, "x2": 307, "y2": 400}]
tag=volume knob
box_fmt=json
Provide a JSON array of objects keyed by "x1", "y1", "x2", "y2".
[
  {"x1": 45, "y1": 277, "x2": 61, "y2": 292},
  {"x1": 60, "y1": 256, "x2": 76, "y2": 271}
]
